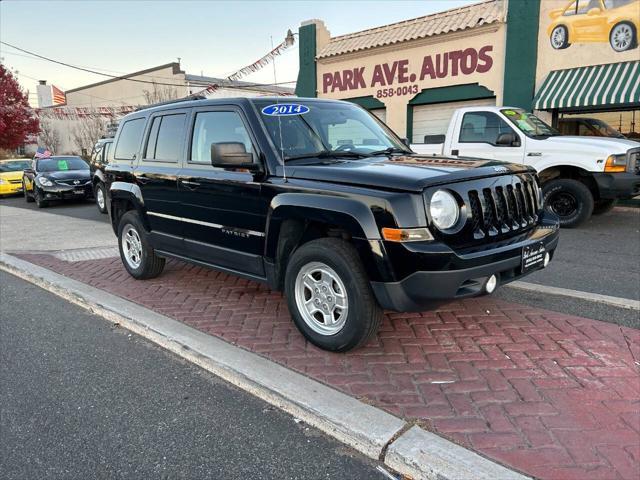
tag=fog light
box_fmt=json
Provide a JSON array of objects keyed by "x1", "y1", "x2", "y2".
[
  {"x1": 543, "y1": 252, "x2": 551, "y2": 267},
  {"x1": 485, "y1": 275, "x2": 498, "y2": 294}
]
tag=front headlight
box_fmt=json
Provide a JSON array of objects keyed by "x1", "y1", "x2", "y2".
[
  {"x1": 38, "y1": 176, "x2": 54, "y2": 187},
  {"x1": 604, "y1": 154, "x2": 627, "y2": 172},
  {"x1": 0, "y1": 178, "x2": 6, "y2": 185},
  {"x1": 429, "y1": 190, "x2": 459, "y2": 230}
]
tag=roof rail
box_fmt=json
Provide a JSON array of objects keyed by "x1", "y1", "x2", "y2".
[{"x1": 135, "y1": 94, "x2": 207, "y2": 111}]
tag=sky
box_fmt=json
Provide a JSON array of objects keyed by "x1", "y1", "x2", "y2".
[{"x1": 0, "y1": 0, "x2": 476, "y2": 105}]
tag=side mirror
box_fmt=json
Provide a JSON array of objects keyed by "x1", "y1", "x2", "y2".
[
  {"x1": 587, "y1": 7, "x2": 601, "y2": 16},
  {"x1": 211, "y1": 142, "x2": 259, "y2": 170},
  {"x1": 401, "y1": 138, "x2": 411, "y2": 147},
  {"x1": 496, "y1": 132, "x2": 520, "y2": 147},
  {"x1": 23, "y1": 168, "x2": 34, "y2": 175}
]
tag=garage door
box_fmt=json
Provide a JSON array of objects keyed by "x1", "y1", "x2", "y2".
[
  {"x1": 370, "y1": 108, "x2": 386, "y2": 123},
  {"x1": 412, "y1": 98, "x2": 495, "y2": 143}
]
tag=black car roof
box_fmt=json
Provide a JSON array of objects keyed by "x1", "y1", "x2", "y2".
[{"x1": 120, "y1": 96, "x2": 350, "y2": 121}]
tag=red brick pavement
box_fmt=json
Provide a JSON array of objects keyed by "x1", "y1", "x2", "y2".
[{"x1": 15, "y1": 253, "x2": 640, "y2": 480}]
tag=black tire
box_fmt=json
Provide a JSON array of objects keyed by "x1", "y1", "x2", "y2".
[
  {"x1": 23, "y1": 182, "x2": 34, "y2": 202},
  {"x1": 34, "y1": 188, "x2": 48, "y2": 208},
  {"x1": 543, "y1": 178, "x2": 594, "y2": 228},
  {"x1": 95, "y1": 182, "x2": 107, "y2": 214},
  {"x1": 117, "y1": 211, "x2": 165, "y2": 279},
  {"x1": 609, "y1": 22, "x2": 637, "y2": 52},
  {"x1": 550, "y1": 25, "x2": 570, "y2": 49},
  {"x1": 284, "y1": 238, "x2": 383, "y2": 352},
  {"x1": 593, "y1": 199, "x2": 618, "y2": 215}
]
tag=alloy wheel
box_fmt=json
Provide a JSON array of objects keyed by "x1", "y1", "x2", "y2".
[
  {"x1": 122, "y1": 224, "x2": 143, "y2": 269},
  {"x1": 611, "y1": 24, "x2": 633, "y2": 52},
  {"x1": 294, "y1": 261, "x2": 348, "y2": 336},
  {"x1": 96, "y1": 186, "x2": 105, "y2": 210},
  {"x1": 551, "y1": 27, "x2": 566, "y2": 49}
]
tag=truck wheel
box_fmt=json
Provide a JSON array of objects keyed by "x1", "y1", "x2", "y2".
[
  {"x1": 284, "y1": 238, "x2": 383, "y2": 352},
  {"x1": 117, "y1": 211, "x2": 165, "y2": 279},
  {"x1": 95, "y1": 182, "x2": 107, "y2": 213},
  {"x1": 593, "y1": 199, "x2": 617, "y2": 215},
  {"x1": 543, "y1": 179, "x2": 593, "y2": 228}
]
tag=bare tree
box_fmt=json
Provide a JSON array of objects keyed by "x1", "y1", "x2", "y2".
[
  {"x1": 38, "y1": 119, "x2": 62, "y2": 154},
  {"x1": 71, "y1": 116, "x2": 107, "y2": 158},
  {"x1": 143, "y1": 81, "x2": 179, "y2": 105}
]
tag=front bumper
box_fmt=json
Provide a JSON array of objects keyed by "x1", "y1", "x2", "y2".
[
  {"x1": 593, "y1": 172, "x2": 640, "y2": 200},
  {"x1": 371, "y1": 218, "x2": 560, "y2": 312},
  {"x1": 0, "y1": 182, "x2": 24, "y2": 195},
  {"x1": 40, "y1": 184, "x2": 92, "y2": 200}
]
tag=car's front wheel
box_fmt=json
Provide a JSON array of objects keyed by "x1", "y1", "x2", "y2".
[
  {"x1": 95, "y1": 182, "x2": 107, "y2": 213},
  {"x1": 610, "y1": 22, "x2": 636, "y2": 52},
  {"x1": 550, "y1": 25, "x2": 570, "y2": 49},
  {"x1": 543, "y1": 178, "x2": 594, "y2": 228},
  {"x1": 34, "y1": 188, "x2": 48, "y2": 208},
  {"x1": 284, "y1": 238, "x2": 383, "y2": 352},
  {"x1": 117, "y1": 211, "x2": 165, "y2": 279}
]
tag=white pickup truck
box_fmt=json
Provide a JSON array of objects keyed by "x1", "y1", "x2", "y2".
[{"x1": 411, "y1": 106, "x2": 639, "y2": 227}]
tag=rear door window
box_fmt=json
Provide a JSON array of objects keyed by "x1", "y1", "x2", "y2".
[
  {"x1": 115, "y1": 118, "x2": 145, "y2": 160},
  {"x1": 144, "y1": 114, "x2": 186, "y2": 162}
]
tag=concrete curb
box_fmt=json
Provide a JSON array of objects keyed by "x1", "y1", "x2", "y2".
[
  {"x1": 507, "y1": 281, "x2": 640, "y2": 311},
  {"x1": 0, "y1": 252, "x2": 530, "y2": 480}
]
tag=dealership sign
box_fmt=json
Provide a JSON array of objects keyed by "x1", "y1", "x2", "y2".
[{"x1": 322, "y1": 45, "x2": 493, "y2": 97}]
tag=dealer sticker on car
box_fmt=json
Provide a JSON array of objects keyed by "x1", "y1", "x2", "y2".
[{"x1": 522, "y1": 242, "x2": 546, "y2": 273}]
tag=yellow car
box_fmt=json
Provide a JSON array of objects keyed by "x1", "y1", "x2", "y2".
[
  {"x1": 0, "y1": 159, "x2": 31, "y2": 196},
  {"x1": 548, "y1": 0, "x2": 640, "y2": 52}
]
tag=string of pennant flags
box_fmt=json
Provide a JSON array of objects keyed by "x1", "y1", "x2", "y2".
[{"x1": 35, "y1": 30, "x2": 296, "y2": 119}]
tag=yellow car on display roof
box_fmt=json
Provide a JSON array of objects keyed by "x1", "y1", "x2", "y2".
[
  {"x1": 0, "y1": 159, "x2": 31, "y2": 196},
  {"x1": 548, "y1": 0, "x2": 640, "y2": 52}
]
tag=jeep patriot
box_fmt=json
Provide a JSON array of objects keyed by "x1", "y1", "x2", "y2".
[{"x1": 106, "y1": 97, "x2": 559, "y2": 352}]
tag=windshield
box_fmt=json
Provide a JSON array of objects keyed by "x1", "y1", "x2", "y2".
[
  {"x1": 501, "y1": 109, "x2": 560, "y2": 138},
  {"x1": 0, "y1": 160, "x2": 31, "y2": 172},
  {"x1": 254, "y1": 100, "x2": 409, "y2": 161},
  {"x1": 37, "y1": 157, "x2": 88, "y2": 172},
  {"x1": 585, "y1": 118, "x2": 625, "y2": 138}
]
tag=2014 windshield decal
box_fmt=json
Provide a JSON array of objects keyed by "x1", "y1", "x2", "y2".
[{"x1": 261, "y1": 104, "x2": 309, "y2": 116}]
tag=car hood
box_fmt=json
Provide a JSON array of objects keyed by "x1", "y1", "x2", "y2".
[
  {"x1": 538, "y1": 135, "x2": 640, "y2": 154},
  {"x1": 0, "y1": 171, "x2": 24, "y2": 181},
  {"x1": 283, "y1": 155, "x2": 532, "y2": 192},
  {"x1": 41, "y1": 169, "x2": 91, "y2": 181}
]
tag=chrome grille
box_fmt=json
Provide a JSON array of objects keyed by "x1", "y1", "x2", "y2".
[{"x1": 56, "y1": 179, "x2": 90, "y2": 186}]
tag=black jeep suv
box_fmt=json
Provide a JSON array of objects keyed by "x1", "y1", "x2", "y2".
[{"x1": 105, "y1": 97, "x2": 559, "y2": 352}]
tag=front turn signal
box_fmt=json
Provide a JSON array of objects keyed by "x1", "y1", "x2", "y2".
[
  {"x1": 604, "y1": 154, "x2": 626, "y2": 172},
  {"x1": 381, "y1": 227, "x2": 434, "y2": 242}
]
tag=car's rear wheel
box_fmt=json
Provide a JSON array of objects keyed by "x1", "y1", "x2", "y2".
[
  {"x1": 284, "y1": 238, "x2": 383, "y2": 352},
  {"x1": 543, "y1": 178, "x2": 593, "y2": 228},
  {"x1": 117, "y1": 211, "x2": 165, "y2": 279},
  {"x1": 610, "y1": 22, "x2": 636, "y2": 52},
  {"x1": 34, "y1": 188, "x2": 48, "y2": 208},
  {"x1": 23, "y1": 182, "x2": 34, "y2": 203},
  {"x1": 550, "y1": 25, "x2": 570, "y2": 49},
  {"x1": 95, "y1": 182, "x2": 107, "y2": 213}
]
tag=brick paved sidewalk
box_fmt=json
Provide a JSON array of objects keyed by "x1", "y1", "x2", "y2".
[{"x1": 15, "y1": 253, "x2": 640, "y2": 480}]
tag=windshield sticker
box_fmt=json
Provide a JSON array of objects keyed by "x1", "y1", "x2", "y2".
[
  {"x1": 503, "y1": 110, "x2": 517, "y2": 116},
  {"x1": 57, "y1": 160, "x2": 70, "y2": 170},
  {"x1": 261, "y1": 103, "x2": 309, "y2": 116}
]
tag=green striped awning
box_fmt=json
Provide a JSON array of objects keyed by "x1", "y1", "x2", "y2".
[{"x1": 534, "y1": 61, "x2": 640, "y2": 110}]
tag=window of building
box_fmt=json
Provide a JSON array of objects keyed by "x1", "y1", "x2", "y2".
[
  {"x1": 459, "y1": 112, "x2": 514, "y2": 145},
  {"x1": 144, "y1": 114, "x2": 185, "y2": 162},
  {"x1": 190, "y1": 111, "x2": 253, "y2": 164},
  {"x1": 114, "y1": 118, "x2": 145, "y2": 160}
]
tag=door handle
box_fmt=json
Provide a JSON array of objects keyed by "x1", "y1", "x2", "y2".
[
  {"x1": 451, "y1": 149, "x2": 459, "y2": 156},
  {"x1": 180, "y1": 179, "x2": 201, "y2": 189}
]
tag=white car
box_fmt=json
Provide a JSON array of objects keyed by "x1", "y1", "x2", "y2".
[{"x1": 411, "y1": 106, "x2": 639, "y2": 227}]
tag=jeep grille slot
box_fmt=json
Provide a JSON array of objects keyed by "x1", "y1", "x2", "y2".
[{"x1": 463, "y1": 174, "x2": 539, "y2": 244}]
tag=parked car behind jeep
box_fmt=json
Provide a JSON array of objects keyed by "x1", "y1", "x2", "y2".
[
  {"x1": 105, "y1": 97, "x2": 559, "y2": 352},
  {"x1": 90, "y1": 137, "x2": 114, "y2": 213}
]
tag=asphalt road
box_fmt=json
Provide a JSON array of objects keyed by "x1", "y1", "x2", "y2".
[
  {"x1": 0, "y1": 193, "x2": 107, "y2": 223},
  {"x1": 0, "y1": 271, "x2": 385, "y2": 480}
]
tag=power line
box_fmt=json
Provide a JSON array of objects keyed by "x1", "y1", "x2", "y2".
[{"x1": 0, "y1": 41, "x2": 296, "y2": 91}]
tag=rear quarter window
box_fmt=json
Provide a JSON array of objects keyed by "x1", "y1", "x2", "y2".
[{"x1": 115, "y1": 118, "x2": 145, "y2": 160}]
